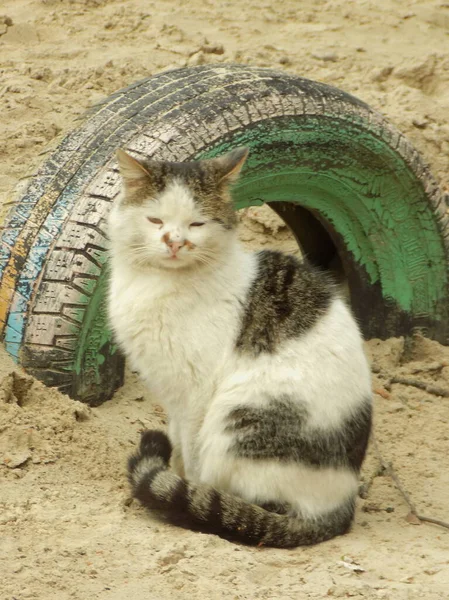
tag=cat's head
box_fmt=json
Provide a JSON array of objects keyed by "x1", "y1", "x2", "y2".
[{"x1": 109, "y1": 147, "x2": 248, "y2": 270}]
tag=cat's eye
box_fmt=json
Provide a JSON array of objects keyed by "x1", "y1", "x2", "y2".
[
  {"x1": 190, "y1": 222, "x2": 205, "y2": 227},
  {"x1": 147, "y1": 217, "x2": 163, "y2": 225}
]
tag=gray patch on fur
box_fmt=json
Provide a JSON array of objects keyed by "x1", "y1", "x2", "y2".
[
  {"x1": 150, "y1": 470, "x2": 183, "y2": 502},
  {"x1": 226, "y1": 395, "x2": 372, "y2": 471},
  {"x1": 259, "y1": 501, "x2": 290, "y2": 515},
  {"x1": 236, "y1": 251, "x2": 334, "y2": 355},
  {"x1": 187, "y1": 486, "x2": 216, "y2": 521},
  {"x1": 130, "y1": 456, "x2": 166, "y2": 487}
]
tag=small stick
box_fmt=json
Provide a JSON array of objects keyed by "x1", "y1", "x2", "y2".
[
  {"x1": 358, "y1": 464, "x2": 385, "y2": 499},
  {"x1": 416, "y1": 515, "x2": 449, "y2": 530},
  {"x1": 371, "y1": 435, "x2": 418, "y2": 514},
  {"x1": 410, "y1": 363, "x2": 446, "y2": 375},
  {"x1": 371, "y1": 434, "x2": 449, "y2": 531},
  {"x1": 389, "y1": 376, "x2": 449, "y2": 398}
]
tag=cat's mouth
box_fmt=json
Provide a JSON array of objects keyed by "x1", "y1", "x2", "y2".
[
  {"x1": 165, "y1": 240, "x2": 196, "y2": 261},
  {"x1": 160, "y1": 250, "x2": 193, "y2": 268},
  {"x1": 165, "y1": 249, "x2": 184, "y2": 260}
]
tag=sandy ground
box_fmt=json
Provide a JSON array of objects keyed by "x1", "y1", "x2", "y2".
[{"x1": 1, "y1": 1, "x2": 449, "y2": 599}]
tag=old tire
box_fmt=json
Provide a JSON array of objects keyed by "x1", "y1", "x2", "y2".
[{"x1": 1, "y1": 64, "x2": 448, "y2": 405}]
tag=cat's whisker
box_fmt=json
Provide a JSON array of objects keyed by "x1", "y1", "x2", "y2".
[
  {"x1": 127, "y1": 246, "x2": 152, "y2": 256},
  {"x1": 195, "y1": 254, "x2": 217, "y2": 268}
]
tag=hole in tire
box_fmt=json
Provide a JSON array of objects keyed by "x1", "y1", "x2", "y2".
[{"x1": 238, "y1": 201, "x2": 348, "y2": 297}]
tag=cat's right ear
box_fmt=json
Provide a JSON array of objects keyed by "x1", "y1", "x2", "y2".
[
  {"x1": 116, "y1": 149, "x2": 151, "y2": 188},
  {"x1": 213, "y1": 147, "x2": 249, "y2": 183}
]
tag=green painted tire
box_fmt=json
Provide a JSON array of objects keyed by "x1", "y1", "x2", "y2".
[{"x1": 0, "y1": 65, "x2": 447, "y2": 405}]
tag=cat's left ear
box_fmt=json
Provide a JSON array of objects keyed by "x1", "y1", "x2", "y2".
[
  {"x1": 116, "y1": 148, "x2": 151, "y2": 188},
  {"x1": 212, "y1": 147, "x2": 249, "y2": 183}
]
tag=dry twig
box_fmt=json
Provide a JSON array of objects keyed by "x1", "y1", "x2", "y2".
[
  {"x1": 370, "y1": 434, "x2": 449, "y2": 532},
  {"x1": 390, "y1": 376, "x2": 449, "y2": 398},
  {"x1": 370, "y1": 363, "x2": 449, "y2": 397},
  {"x1": 410, "y1": 362, "x2": 447, "y2": 375},
  {"x1": 417, "y1": 516, "x2": 449, "y2": 529}
]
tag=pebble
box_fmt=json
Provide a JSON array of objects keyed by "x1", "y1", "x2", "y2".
[
  {"x1": 187, "y1": 51, "x2": 205, "y2": 66},
  {"x1": 311, "y1": 51, "x2": 338, "y2": 62},
  {"x1": 387, "y1": 401, "x2": 405, "y2": 413},
  {"x1": 0, "y1": 14, "x2": 13, "y2": 36},
  {"x1": 370, "y1": 66, "x2": 394, "y2": 83},
  {"x1": 412, "y1": 117, "x2": 429, "y2": 129},
  {"x1": 201, "y1": 43, "x2": 224, "y2": 55}
]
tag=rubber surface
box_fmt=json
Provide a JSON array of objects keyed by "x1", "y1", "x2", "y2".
[{"x1": 0, "y1": 65, "x2": 447, "y2": 404}]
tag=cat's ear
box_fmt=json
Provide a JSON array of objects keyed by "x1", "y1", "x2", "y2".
[
  {"x1": 212, "y1": 147, "x2": 249, "y2": 183},
  {"x1": 116, "y1": 148, "x2": 151, "y2": 188}
]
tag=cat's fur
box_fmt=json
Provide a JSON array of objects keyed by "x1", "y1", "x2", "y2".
[{"x1": 108, "y1": 147, "x2": 372, "y2": 548}]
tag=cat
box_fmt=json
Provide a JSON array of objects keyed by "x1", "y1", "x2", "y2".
[{"x1": 107, "y1": 146, "x2": 372, "y2": 548}]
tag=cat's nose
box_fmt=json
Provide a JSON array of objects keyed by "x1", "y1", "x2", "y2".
[
  {"x1": 166, "y1": 240, "x2": 184, "y2": 255},
  {"x1": 162, "y1": 232, "x2": 185, "y2": 255}
]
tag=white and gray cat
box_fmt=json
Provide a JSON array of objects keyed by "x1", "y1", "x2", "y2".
[{"x1": 107, "y1": 147, "x2": 372, "y2": 548}]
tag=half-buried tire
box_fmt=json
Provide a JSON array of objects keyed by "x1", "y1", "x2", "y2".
[{"x1": 0, "y1": 64, "x2": 447, "y2": 405}]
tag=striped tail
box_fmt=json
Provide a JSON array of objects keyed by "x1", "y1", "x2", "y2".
[{"x1": 128, "y1": 430, "x2": 354, "y2": 548}]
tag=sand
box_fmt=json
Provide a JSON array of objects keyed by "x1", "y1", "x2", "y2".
[{"x1": 1, "y1": 1, "x2": 449, "y2": 598}]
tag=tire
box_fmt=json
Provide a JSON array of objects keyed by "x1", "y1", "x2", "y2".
[{"x1": 0, "y1": 65, "x2": 447, "y2": 405}]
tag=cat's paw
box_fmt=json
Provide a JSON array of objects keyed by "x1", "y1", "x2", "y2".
[{"x1": 139, "y1": 429, "x2": 172, "y2": 464}]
